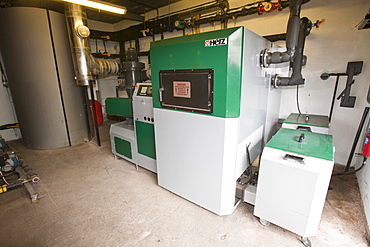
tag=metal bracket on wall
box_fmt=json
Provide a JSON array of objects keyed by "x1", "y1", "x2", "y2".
[
  {"x1": 320, "y1": 61, "x2": 363, "y2": 122},
  {"x1": 340, "y1": 61, "x2": 363, "y2": 108}
]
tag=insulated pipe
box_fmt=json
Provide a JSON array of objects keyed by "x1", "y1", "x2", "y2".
[
  {"x1": 65, "y1": 3, "x2": 119, "y2": 86},
  {"x1": 274, "y1": 17, "x2": 311, "y2": 87},
  {"x1": 261, "y1": 0, "x2": 303, "y2": 66},
  {"x1": 285, "y1": 0, "x2": 302, "y2": 60}
]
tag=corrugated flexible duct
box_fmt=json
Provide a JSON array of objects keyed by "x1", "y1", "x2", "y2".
[{"x1": 65, "y1": 3, "x2": 119, "y2": 86}]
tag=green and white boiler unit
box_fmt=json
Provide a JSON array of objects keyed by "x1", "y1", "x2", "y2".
[
  {"x1": 150, "y1": 26, "x2": 280, "y2": 216},
  {"x1": 107, "y1": 83, "x2": 156, "y2": 173}
]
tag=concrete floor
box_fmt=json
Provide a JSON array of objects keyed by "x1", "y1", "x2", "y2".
[{"x1": 0, "y1": 121, "x2": 368, "y2": 247}]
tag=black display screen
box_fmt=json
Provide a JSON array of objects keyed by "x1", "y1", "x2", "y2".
[{"x1": 137, "y1": 85, "x2": 152, "y2": 97}]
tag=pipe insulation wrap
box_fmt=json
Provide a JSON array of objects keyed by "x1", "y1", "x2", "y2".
[
  {"x1": 275, "y1": 17, "x2": 311, "y2": 87},
  {"x1": 286, "y1": 0, "x2": 302, "y2": 59},
  {"x1": 269, "y1": 52, "x2": 291, "y2": 64},
  {"x1": 263, "y1": 0, "x2": 303, "y2": 67},
  {"x1": 65, "y1": 3, "x2": 119, "y2": 86}
]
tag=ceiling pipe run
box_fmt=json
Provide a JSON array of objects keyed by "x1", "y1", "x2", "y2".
[
  {"x1": 65, "y1": 3, "x2": 119, "y2": 86},
  {"x1": 90, "y1": 0, "x2": 306, "y2": 43}
]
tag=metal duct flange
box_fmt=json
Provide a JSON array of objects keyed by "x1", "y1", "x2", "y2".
[{"x1": 122, "y1": 61, "x2": 145, "y2": 70}]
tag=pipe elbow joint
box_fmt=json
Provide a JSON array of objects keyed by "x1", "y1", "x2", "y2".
[
  {"x1": 272, "y1": 75, "x2": 305, "y2": 88},
  {"x1": 261, "y1": 49, "x2": 291, "y2": 68}
]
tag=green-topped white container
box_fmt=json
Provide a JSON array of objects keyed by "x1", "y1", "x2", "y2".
[
  {"x1": 254, "y1": 128, "x2": 334, "y2": 238},
  {"x1": 282, "y1": 113, "x2": 329, "y2": 134}
]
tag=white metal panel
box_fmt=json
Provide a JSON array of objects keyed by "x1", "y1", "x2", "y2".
[
  {"x1": 243, "y1": 184, "x2": 257, "y2": 205},
  {"x1": 154, "y1": 108, "x2": 239, "y2": 215},
  {"x1": 254, "y1": 146, "x2": 334, "y2": 237},
  {"x1": 238, "y1": 28, "x2": 270, "y2": 143},
  {"x1": 234, "y1": 28, "x2": 279, "y2": 180},
  {"x1": 137, "y1": 154, "x2": 156, "y2": 173}
]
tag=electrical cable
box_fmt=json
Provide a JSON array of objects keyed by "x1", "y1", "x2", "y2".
[
  {"x1": 296, "y1": 84, "x2": 301, "y2": 114},
  {"x1": 332, "y1": 156, "x2": 367, "y2": 177}
]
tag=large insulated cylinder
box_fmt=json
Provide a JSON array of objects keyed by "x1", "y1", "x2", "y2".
[{"x1": 0, "y1": 7, "x2": 89, "y2": 149}]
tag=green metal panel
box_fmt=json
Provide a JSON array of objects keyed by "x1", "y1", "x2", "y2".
[
  {"x1": 285, "y1": 113, "x2": 329, "y2": 128},
  {"x1": 105, "y1": 97, "x2": 132, "y2": 117},
  {"x1": 150, "y1": 27, "x2": 244, "y2": 118},
  {"x1": 266, "y1": 128, "x2": 334, "y2": 161},
  {"x1": 114, "y1": 137, "x2": 132, "y2": 159},
  {"x1": 135, "y1": 121, "x2": 156, "y2": 159}
]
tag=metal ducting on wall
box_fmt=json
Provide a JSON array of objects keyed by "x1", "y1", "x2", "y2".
[{"x1": 0, "y1": 7, "x2": 89, "y2": 149}]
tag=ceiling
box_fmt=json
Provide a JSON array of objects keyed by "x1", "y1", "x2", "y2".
[{"x1": 0, "y1": 0, "x2": 182, "y2": 24}]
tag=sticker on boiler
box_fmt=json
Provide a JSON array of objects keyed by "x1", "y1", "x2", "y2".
[
  {"x1": 205, "y1": 38, "x2": 228, "y2": 47},
  {"x1": 173, "y1": 81, "x2": 191, "y2": 98}
]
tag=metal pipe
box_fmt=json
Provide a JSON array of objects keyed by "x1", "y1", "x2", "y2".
[
  {"x1": 65, "y1": 3, "x2": 119, "y2": 86},
  {"x1": 344, "y1": 107, "x2": 370, "y2": 172},
  {"x1": 89, "y1": 80, "x2": 101, "y2": 147},
  {"x1": 89, "y1": 0, "x2": 310, "y2": 43},
  {"x1": 329, "y1": 76, "x2": 340, "y2": 123}
]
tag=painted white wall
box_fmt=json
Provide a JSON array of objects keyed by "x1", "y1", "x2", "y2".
[
  {"x1": 87, "y1": 19, "x2": 114, "y2": 32},
  {"x1": 90, "y1": 39, "x2": 120, "y2": 55}
]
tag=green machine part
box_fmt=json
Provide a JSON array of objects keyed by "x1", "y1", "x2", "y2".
[
  {"x1": 105, "y1": 97, "x2": 132, "y2": 118},
  {"x1": 135, "y1": 121, "x2": 156, "y2": 159},
  {"x1": 266, "y1": 128, "x2": 334, "y2": 161},
  {"x1": 150, "y1": 27, "x2": 244, "y2": 118},
  {"x1": 114, "y1": 136, "x2": 132, "y2": 159}
]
